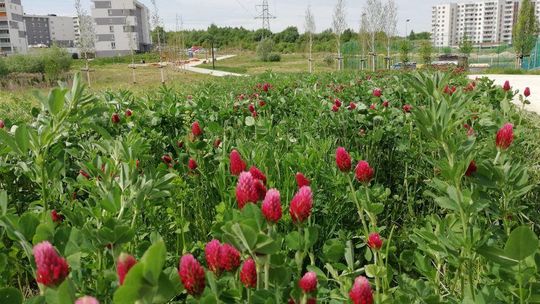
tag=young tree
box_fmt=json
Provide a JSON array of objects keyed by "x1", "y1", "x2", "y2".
[
  {"x1": 383, "y1": 0, "x2": 398, "y2": 69},
  {"x1": 332, "y1": 0, "x2": 347, "y2": 71},
  {"x1": 459, "y1": 33, "x2": 473, "y2": 58},
  {"x1": 512, "y1": 0, "x2": 539, "y2": 68},
  {"x1": 74, "y1": 0, "x2": 95, "y2": 87},
  {"x1": 359, "y1": 13, "x2": 369, "y2": 70},
  {"x1": 150, "y1": 0, "x2": 165, "y2": 83},
  {"x1": 399, "y1": 40, "x2": 413, "y2": 63},
  {"x1": 363, "y1": 0, "x2": 384, "y2": 71},
  {"x1": 419, "y1": 40, "x2": 434, "y2": 64},
  {"x1": 304, "y1": 5, "x2": 316, "y2": 73}
]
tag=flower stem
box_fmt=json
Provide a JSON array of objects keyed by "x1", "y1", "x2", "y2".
[{"x1": 346, "y1": 175, "x2": 369, "y2": 237}]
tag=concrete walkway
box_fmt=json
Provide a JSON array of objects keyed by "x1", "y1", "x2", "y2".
[
  {"x1": 469, "y1": 74, "x2": 540, "y2": 114},
  {"x1": 181, "y1": 55, "x2": 245, "y2": 77}
]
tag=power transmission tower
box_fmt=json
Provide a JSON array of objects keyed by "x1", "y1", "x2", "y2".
[{"x1": 255, "y1": 0, "x2": 276, "y2": 37}]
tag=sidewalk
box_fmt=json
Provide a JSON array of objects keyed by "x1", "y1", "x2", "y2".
[{"x1": 181, "y1": 55, "x2": 245, "y2": 77}]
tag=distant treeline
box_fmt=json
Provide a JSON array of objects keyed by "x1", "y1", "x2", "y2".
[{"x1": 152, "y1": 24, "x2": 432, "y2": 53}]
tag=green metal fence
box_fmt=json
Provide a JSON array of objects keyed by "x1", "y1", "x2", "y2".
[{"x1": 522, "y1": 38, "x2": 540, "y2": 70}]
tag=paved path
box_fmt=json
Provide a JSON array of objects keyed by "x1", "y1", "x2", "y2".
[
  {"x1": 469, "y1": 74, "x2": 540, "y2": 114},
  {"x1": 181, "y1": 55, "x2": 245, "y2": 77}
]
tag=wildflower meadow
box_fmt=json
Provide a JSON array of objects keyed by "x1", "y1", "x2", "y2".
[{"x1": 0, "y1": 70, "x2": 539, "y2": 303}]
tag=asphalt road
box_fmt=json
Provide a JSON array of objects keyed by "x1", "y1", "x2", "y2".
[{"x1": 469, "y1": 74, "x2": 540, "y2": 114}]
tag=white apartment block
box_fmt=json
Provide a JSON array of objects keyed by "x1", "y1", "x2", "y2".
[
  {"x1": 432, "y1": 0, "x2": 540, "y2": 47},
  {"x1": 0, "y1": 0, "x2": 28, "y2": 55},
  {"x1": 91, "y1": 0, "x2": 152, "y2": 57}
]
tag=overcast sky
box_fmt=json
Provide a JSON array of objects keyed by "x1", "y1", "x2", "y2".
[{"x1": 22, "y1": 0, "x2": 450, "y2": 34}]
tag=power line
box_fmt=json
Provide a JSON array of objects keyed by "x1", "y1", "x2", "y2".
[{"x1": 234, "y1": 0, "x2": 254, "y2": 17}]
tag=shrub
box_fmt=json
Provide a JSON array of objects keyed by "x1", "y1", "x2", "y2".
[
  {"x1": 268, "y1": 53, "x2": 281, "y2": 62},
  {"x1": 256, "y1": 38, "x2": 274, "y2": 61},
  {"x1": 323, "y1": 54, "x2": 335, "y2": 66}
]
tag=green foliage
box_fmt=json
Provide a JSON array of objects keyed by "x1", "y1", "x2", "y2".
[
  {"x1": 512, "y1": 0, "x2": 539, "y2": 58},
  {"x1": 459, "y1": 33, "x2": 474, "y2": 57},
  {"x1": 0, "y1": 48, "x2": 72, "y2": 82},
  {"x1": 1, "y1": 70, "x2": 540, "y2": 303},
  {"x1": 443, "y1": 46, "x2": 452, "y2": 55},
  {"x1": 399, "y1": 40, "x2": 413, "y2": 63},
  {"x1": 256, "y1": 38, "x2": 275, "y2": 62},
  {"x1": 267, "y1": 53, "x2": 281, "y2": 62},
  {"x1": 419, "y1": 41, "x2": 434, "y2": 64}
]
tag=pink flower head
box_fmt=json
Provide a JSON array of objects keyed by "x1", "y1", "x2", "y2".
[
  {"x1": 370, "y1": 104, "x2": 376, "y2": 110},
  {"x1": 289, "y1": 186, "x2": 313, "y2": 224},
  {"x1": 188, "y1": 158, "x2": 197, "y2": 171},
  {"x1": 0, "y1": 120, "x2": 4, "y2": 129},
  {"x1": 230, "y1": 149, "x2": 247, "y2": 176},
  {"x1": 349, "y1": 276, "x2": 373, "y2": 304},
  {"x1": 402, "y1": 104, "x2": 412, "y2": 113},
  {"x1": 117, "y1": 253, "x2": 137, "y2": 285},
  {"x1": 299, "y1": 271, "x2": 317, "y2": 293},
  {"x1": 262, "y1": 189, "x2": 282, "y2": 223},
  {"x1": 336, "y1": 147, "x2": 352, "y2": 172},
  {"x1": 161, "y1": 154, "x2": 172, "y2": 165},
  {"x1": 367, "y1": 232, "x2": 383, "y2": 250},
  {"x1": 349, "y1": 102, "x2": 357, "y2": 110},
  {"x1": 236, "y1": 172, "x2": 258, "y2": 209},
  {"x1": 334, "y1": 98, "x2": 342, "y2": 107},
  {"x1": 259, "y1": 100, "x2": 266, "y2": 107},
  {"x1": 372, "y1": 88, "x2": 382, "y2": 98},
  {"x1": 262, "y1": 83, "x2": 271, "y2": 92},
  {"x1": 465, "y1": 160, "x2": 477, "y2": 177},
  {"x1": 496, "y1": 123, "x2": 514, "y2": 150},
  {"x1": 33, "y1": 241, "x2": 69, "y2": 286},
  {"x1": 51, "y1": 210, "x2": 64, "y2": 223},
  {"x1": 382, "y1": 100, "x2": 389, "y2": 108},
  {"x1": 191, "y1": 121, "x2": 202, "y2": 137},
  {"x1": 524, "y1": 87, "x2": 531, "y2": 97},
  {"x1": 252, "y1": 111, "x2": 258, "y2": 118},
  {"x1": 355, "y1": 161, "x2": 374, "y2": 184},
  {"x1": 218, "y1": 244, "x2": 241, "y2": 272},
  {"x1": 213, "y1": 138, "x2": 222, "y2": 148},
  {"x1": 111, "y1": 113, "x2": 120, "y2": 124},
  {"x1": 205, "y1": 239, "x2": 222, "y2": 274},
  {"x1": 249, "y1": 166, "x2": 267, "y2": 184},
  {"x1": 295, "y1": 172, "x2": 310, "y2": 188},
  {"x1": 248, "y1": 103, "x2": 256, "y2": 113},
  {"x1": 177, "y1": 141, "x2": 184, "y2": 149},
  {"x1": 444, "y1": 85, "x2": 456, "y2": 95},
  {"x1": 75, "y1": 296, "x2": 100, "y2": 304},
  {"x1": 332, "y1": 104, "x2": 339, "y2": 112},
  {"x1": 240, "y1": 258, "x2": 257, "y2": 288},
  {"x1": 254, "y1": 179, "x2": 267, "y2": 201},
  {"x1": 125, "y1": 109, "x2": 133, "y2": 117},
  {"x1": 178, "y1": 254, "x2": 206, "y2": 297},
  {"x1": 503, "y1": 80, "x2": 511, "y2": 91}
]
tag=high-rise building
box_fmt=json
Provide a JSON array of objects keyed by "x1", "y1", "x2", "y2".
[
  {"x1": 432, "y1": 0, "x2": 540, "y2": 47},
  {"x1": 91, "y1": 0, "x2": 152, "y2": 57},
  {"x1": 0, "y1": 0, "x2": 28, "y2": 55},
  {"x1": 24, "y1": 14, "x2": 76, "y2": 48}
]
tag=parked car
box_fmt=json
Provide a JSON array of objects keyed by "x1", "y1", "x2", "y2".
[{"x1": 391, "y1": 62, "x2": 417, "y2": 70}]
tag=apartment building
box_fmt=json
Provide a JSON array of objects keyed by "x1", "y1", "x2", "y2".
[
  {"x1": 91, "y1": 0, "x2": 152, "y2": 57},
  {"x1": 432, "y1": 0, "x2": 539, "y2": 47},
  {"x1": 0, "y1": 0, "x2": 28, "y2": 55},
  {"x1": 24, "y1": 14, "x2": 76, "y2": 48}
]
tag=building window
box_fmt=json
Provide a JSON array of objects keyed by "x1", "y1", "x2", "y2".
[
  {"x1": 111, "y1": 42, "x2": 116, "y2": 49},
  {"x1": 110, "y1": 25, "x2": 114, "y2": 33},
  {"x1": 108, "y1": 9, "x2": 113, "y2": 16}
]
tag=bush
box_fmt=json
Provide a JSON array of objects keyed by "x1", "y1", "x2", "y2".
[
  {"x1": 256, "y1": 38, "x2": 274, "y2": 61},
  {"x1": 0, "y1": 47, "x2": 72, "y2": 82},
  {"x1": 268, "y1": 53, "x2": 281, "y2": 62},
  {"x1": 323, "y1": 54, "x2": 335, "y2": 66}
]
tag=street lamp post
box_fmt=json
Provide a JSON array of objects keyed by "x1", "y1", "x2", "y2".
[{"x1": 405, "y1": 19, "x2": 411, "y2": 39}]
